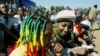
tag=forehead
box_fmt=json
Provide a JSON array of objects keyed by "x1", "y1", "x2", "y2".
[
  {"x1": 57, "y1": 21, "x2": 71, "y2": 25},
  {"x1": 18, "y1": 7, "x2": 24, "y2": 11},
  {"x1": 0, "y1": 4, "x2": 5, "y2": 7},
  {"x1": 45, "y1": 23, "x2": 53, "y2": 34}
]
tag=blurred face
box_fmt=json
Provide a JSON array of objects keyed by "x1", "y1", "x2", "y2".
[
  {"x1": 44, "y1": 23, "x2": 53, "y2": 49},
  {"x1": 81, "y1": 28, "x2": 86, "y2": 33},
  {"x1": 56, "y1": 21, "x2": 72, "y2": 37},
  {"x1": 18, "y1": 7, "x2": 24, "y2": 16},
  {"x1": 83, "y1": 34, "x2": 88, "y2": 40},
  {"x1": 0, "y1": 4, "x2": 8, "y2": 14},
  {"x1": 8, "y1": 9, "x2": 13, "y2": 15},
  {"x1": 85, "y1": 16, "x2": 89, "y2": 20}
]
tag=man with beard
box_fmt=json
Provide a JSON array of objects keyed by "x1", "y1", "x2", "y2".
[{"x1": 53, "y1": 10, "x2": 87, "y2": 56}]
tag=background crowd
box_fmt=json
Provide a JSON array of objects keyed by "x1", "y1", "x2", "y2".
[{"x1": 0, "y1": 0, "x2": 100, "y2": 56}]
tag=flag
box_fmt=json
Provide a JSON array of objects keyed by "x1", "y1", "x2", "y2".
[
  {"x1": 14, "y1": 0, "x2": 36, "y2": 8},
  {"x1": 22, "y1": 0, "x2": 36, "y2": 7}
]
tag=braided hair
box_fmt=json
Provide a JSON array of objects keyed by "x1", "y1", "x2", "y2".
[{"x1": 9, "y1": 12, "x2": 52, "y2": 56}]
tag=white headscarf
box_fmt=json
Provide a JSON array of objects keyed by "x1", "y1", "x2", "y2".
[{"x1": 55, "y1": 10, "x2": 76, "y2": 22}]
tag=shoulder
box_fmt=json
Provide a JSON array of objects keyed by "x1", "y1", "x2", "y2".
[
  {"x1": 13, "y1": 15, "x2": 20, "y2": 21},
  {"x1": 0, "y1": 16, "x2": 5, "y2": 24},
  {"x1": 14, "y1": 15, "x2": 20, "y2": 18}
]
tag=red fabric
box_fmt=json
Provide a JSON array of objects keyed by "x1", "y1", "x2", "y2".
[
  {"x1": 7, "y1": 44, "x2": 17, "y2": 56},
  {"x1": 26, "y1": 41, "x2": 30, "y2": 56},
  {"x1": 41, "y1": 46, "x2": 45, "y2": 56},
  {"x1": 33, "y1": 46, "x2": 38, "y2": 56},
  {"x1": 74, "y1": 24, "x2": 81, "y2": 35}
]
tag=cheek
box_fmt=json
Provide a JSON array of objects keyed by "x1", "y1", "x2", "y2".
[
  {"x1": 19, "y1": 11, "x2": 22, "y2": 14},
  {"x1": 21, "y1": 11, "x2": 23, "y2": 13},
  {"x1": 81, "y1": 28, "x2": 85, "y2": 32},
  {"x1": 44, "y1": 37, "x2": 51, "y2": 48},
  {"x1": 0, "y1": 9, "x2": 4, "y2": 12},
  {"x1": 57, "y1": 24, "x2": 64, "y2": 32},
  {"x1": 83, "y1": 35, "x2": 88, "y2": 39}
]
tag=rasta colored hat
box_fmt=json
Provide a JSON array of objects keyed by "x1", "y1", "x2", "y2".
[{"x1": 55, "y1": 10, "x2": 76, "y2": 23}]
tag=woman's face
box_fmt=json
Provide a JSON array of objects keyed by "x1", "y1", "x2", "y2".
[{"x1": 56, "y1": 21, "x2": 72, "y2": 37}]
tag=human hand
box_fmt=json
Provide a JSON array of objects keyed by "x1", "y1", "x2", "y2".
[{"x1": 53, "y1": 43, "x2": 64, "y2": 56}]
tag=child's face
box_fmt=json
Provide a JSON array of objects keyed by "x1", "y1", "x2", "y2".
[
  {"x1": 44, "y1": 23, "x2": 53, "y2": 49},
  {"x1": 56, "y1": 21, "x2": 72, "y2": 37},
  {"x1": 81, "y1": 27, "x2": 86, "y2": 33},
  {"x1": 83, "y1": 34, "x2": 88, "y2": 40}
]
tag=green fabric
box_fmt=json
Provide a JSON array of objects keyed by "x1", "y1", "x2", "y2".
[{"x1": 53, "y1": 24, "x2": 61, "y2": 41}]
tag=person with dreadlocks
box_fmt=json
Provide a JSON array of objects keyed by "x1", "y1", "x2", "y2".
[
  {"x1": 8, "y1": 12, "x2": 54, "y2": 56},
  {"x1": 53, "y1": 10, "x2": 88, "y2": 56}
]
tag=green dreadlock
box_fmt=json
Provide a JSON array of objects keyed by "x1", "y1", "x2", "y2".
[{"x1": 16, "y1": 12, "x2": 51, "y2": 56}]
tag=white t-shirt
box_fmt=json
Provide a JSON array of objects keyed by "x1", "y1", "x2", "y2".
[
  {"x1": 13, "y1": 15, "x2": 27, "y2": 31},
  {"x1": 14, "y1": 15, "x2": 26, "y2": 24},
  {"x1": 14, "y1": 15, "x2": 22, "y2": 25}
]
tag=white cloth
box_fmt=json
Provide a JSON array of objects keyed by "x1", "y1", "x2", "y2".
[
  {"x1": 50, "y1": 15, "x2": 56, "y2": 23},
  {"x1": 82, "y1": 45, "x2": 94, "y2": 49},
  {"x1": 55, "y1": 10, "x2": 76, "y2": 22},
  {"x1": 80, "y1": 20, "x2": 92, "y2": 29},
  {"x1": 14, "y1": 15, "x2": 22, "y2": 25},
  {"x1": 13, "y1": 15, "x2": 27, "y2": 31},
  {"x1": 14, "y1": 15, "x2": 27, "y2": 24},
  {"x1": 97, "y1": 14, "x2": 100, "y2": 24},
  {"x1": 50, "y1": 15, "x2": 55, "y2": 21},
  {"x1": 97, "y1": 15, "x2": 100, "y2": 20},
  {"x1": 9, "y1": 45, "x2": 26, "y2": 56}
]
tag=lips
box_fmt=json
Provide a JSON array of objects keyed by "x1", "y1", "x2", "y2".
[{"x1": 61, "y1": 33, "x2": 66, "y2": 37}]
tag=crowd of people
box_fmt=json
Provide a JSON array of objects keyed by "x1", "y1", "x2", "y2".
[{"x1": 0, "y1": 2, "x2": 100, "y2": 56}]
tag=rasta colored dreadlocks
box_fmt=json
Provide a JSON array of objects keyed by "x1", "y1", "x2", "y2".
[{"x1": 8, "y1": 12, "x2": 52, "y2": 56}]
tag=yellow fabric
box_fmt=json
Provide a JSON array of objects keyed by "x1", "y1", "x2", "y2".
[
  {"x1": 9, "y1": 45, "x2": 26, "y2": 56},
  {"x1": 40, "y1": 32, "x2": 44, "y2": 46},
  {"x1": 25, "y1": 25, "x2": 29, "y2": 41},
  {"x1": 16, "y1": 29, "x2": 23, "y2": 46},
  {"x1": 33, "y1": 31, "x2": 36, "y2": 46}
]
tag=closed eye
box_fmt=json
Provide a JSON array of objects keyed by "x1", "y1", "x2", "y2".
[{"x1": 62, "y1": 24, "x2": 67, "y2": 27}]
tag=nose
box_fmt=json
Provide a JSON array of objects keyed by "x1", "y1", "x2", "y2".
[{"x1": 63, "y1": 26, "x2": 68, "y2": 33}]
